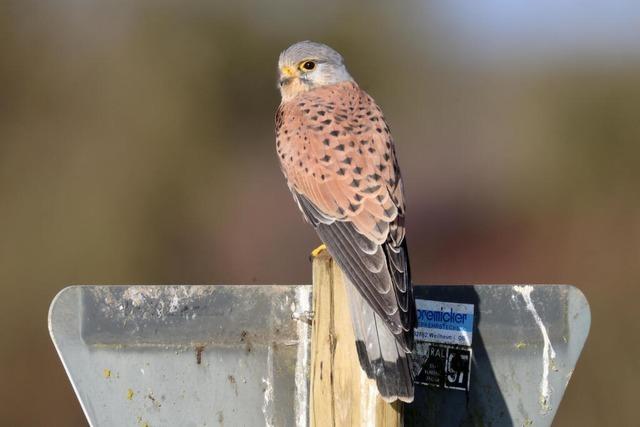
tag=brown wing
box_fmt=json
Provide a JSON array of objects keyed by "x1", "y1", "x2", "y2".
[{"x1": 276, "y1": 81, "x2": 415, "y2": 350}]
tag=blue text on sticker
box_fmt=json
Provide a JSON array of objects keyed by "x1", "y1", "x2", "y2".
[
  {"x1": 414, "y1": 300, "x2": 475, "y2": 346},
  {"x1": 417, "y1": 308, "x2": 473, "y2": 333}
]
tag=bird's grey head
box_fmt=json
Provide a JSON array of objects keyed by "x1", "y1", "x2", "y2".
[{"x1": 277, "y1": 41, "x2": 353, "y2": 102}]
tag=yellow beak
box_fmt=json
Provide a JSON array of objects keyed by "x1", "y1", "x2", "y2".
[
  {"x1": 279, "y1": 65, "x2": 298, "y2": 86},
  {"x1": 280, "y1": 66, "x2": 296, "y2": 78}
]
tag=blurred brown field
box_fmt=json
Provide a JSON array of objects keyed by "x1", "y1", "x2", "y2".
[{"x1": 1, "y1": 1, "x2": 638, "y2": 425}]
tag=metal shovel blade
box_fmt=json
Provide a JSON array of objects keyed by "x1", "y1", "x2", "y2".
[
  {"x1": 49, "y1": 285, "x2": 312, "y2": 427},
  {"x1": 49, "y1": 284, "x2": 589, "y2": 426}
]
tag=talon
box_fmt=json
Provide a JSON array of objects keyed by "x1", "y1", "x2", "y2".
[{"x1": 310, "y1": 243, "x2": 327, "y2": 258}]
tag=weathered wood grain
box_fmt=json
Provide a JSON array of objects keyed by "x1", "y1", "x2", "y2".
[{"x1": 310, "y1": 251, "x2": 402, "y2": 427}]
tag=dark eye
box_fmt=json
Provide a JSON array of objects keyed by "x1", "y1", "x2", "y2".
[{"x1": 301, "y1": 61, "x2": 316, "y2": 71}]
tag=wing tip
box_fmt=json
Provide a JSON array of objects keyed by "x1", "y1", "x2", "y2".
[{"x1": 379, "y1": 392, "x2": 415, "y2": 404}]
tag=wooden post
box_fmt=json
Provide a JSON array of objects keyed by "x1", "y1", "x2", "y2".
[{"x1": 310, "y1": 251, "x2": 402, "y2": 427}]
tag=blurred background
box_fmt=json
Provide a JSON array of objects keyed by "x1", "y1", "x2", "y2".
[{"x1": 1, "y1": 0, "x2": 638, "y2": 425}]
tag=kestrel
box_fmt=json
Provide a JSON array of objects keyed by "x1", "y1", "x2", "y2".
[{"x1": 275, "y1": 41, "x2": 415, "y2": 402}]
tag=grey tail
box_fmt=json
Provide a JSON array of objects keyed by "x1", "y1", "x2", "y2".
[{"x1": 345, "y1": 276, "x2": 414, "y2": 403}]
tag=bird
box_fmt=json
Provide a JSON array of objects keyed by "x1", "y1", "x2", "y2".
[{"x1": 275, "y1": 41, "x2": 416, "y2": 402}]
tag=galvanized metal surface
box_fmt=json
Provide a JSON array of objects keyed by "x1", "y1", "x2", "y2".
[
  {"x1": 49, "y1": 284, "x2": 589, "y2": 427},
  {"x1": 407, "y1": 285, "x2": 590, "y2": 427},
  {"x1": 49, "y1": 285, "x2": 312, "y2": 427}
]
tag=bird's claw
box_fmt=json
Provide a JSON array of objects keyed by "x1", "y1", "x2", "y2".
[{"x1": 310, "y1": 243, "x2": 327, "y2": 258}]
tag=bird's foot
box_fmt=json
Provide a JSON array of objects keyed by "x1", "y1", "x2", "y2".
[{"x1": 310, "y1": 243, "x2": 327, "y2": 258}]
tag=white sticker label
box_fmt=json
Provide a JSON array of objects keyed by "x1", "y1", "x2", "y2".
[{"x1": 415, "y1": 300, "x2": 475, "y2": 346}]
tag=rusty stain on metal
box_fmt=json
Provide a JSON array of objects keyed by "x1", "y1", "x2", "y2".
[
  {"x1": 228, "y1": 374, "x2": 238, "y2": 396},
  {"x1": 240, "y1": 330, "x2": 252, "y2": 353},
  {"x1": 147, "y1": 392, "x2": 161, "y2": 408},
  {"x1": 195, "y1": 345, "x2": 205, "y2": 365}
]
